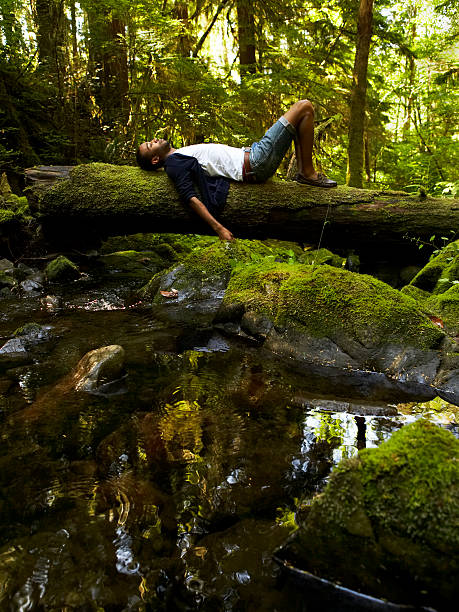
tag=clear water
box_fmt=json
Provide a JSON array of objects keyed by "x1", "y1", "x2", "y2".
[{"x1": 0, "y1": 271, "x2": 455, "y2": 611}]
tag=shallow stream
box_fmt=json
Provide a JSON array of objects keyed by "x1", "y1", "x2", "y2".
[{"x1": 0, "y1": 264, "x2": 456, "y2": 611}]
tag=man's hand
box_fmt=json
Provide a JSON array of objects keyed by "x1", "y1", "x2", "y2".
[
  {"x1": 189, "y1": 196, "x2": 235, "y2": 241},
  {"x1": 217, "y1": 227, "x2": 234, "y2": 241}
]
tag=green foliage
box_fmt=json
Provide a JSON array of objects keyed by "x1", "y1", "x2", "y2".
[{"x1": 0, "y1": 0, "x2": 456, "y2": 192}]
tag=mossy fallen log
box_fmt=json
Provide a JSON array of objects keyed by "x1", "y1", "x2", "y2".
[{"x1": 25, "y1": 163, "x2": 459, "y2": 257}]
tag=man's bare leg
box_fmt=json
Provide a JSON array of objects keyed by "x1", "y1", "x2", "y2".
[
  {"x1": 283, "y1": 100, "x2": 336, "y2": 186},
  {"x1": 283, "y1": 99, "x2": 317, "y2": 179}
]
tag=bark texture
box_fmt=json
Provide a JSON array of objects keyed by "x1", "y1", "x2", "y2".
[
  {"x1": 346, "y1": 0, "x2": 374, "y2": 188},
  {"x1": 25, "y1": 163, "x2": 459, "y2": 257},
  {"x1": 237, "y1": 0, "x2": 256, "y2": 75}
]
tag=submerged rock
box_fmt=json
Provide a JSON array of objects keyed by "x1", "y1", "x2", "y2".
[
  {"x1": 72, "y1": 345, "x2": 126, "y2": 392},
  {"x1": 45, "y1": 255, "x2": 80, "y2": 282},
  {"x1": 283, "y1": 420, "x2": 459, "y2": 609}
]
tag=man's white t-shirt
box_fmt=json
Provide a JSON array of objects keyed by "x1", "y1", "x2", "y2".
[{"x1": 174, "y1": 144, "x2": 245, "y2": 182}]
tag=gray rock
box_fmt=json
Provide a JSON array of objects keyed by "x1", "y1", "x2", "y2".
[
  {"x1": 13, "y1": 323, "x2": 52, "y2": 345},
  {"x1": 0, "y1": 338, "x2": 28, "y2": 355},
  {"x1": 20, "y1": 278, "x2": 44, "y2": 293},
  {"x1": 0, "y1": 338, "x2": 31, "y2": 369}
]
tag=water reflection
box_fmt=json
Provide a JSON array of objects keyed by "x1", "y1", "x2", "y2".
[{"x1": 0, "y1": 281, "x2": 457, "y2": 610}]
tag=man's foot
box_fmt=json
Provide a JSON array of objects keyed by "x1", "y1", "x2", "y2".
[{"x1": 294, "y1": 173, "x2": 337, "y2": 188}]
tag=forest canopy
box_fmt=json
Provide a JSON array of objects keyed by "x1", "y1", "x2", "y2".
[{"x1": 0, "y1": 0, "x2": 458, "y2": 193}]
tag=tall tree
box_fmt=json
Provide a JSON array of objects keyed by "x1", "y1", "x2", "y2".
[
  {"x1": 346, "y1": 0, "x2": 374, "y2": 188},
  {"x1": 236, "y1": 0, "x2": 256, "y2": 76}
]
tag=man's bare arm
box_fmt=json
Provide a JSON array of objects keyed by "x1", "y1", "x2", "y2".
[{"x1": 189, "y1": 196, "x2": 234, "y2": 241}]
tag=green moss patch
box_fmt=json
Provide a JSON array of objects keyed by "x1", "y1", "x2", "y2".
[
  {"x1": 410, "y1": 239, "x2": 459, "y2": 294},
  {"x1": 99, "y1": 232, "x2": 217, "y2": 256},
  {"x1": 224, "y1": 261, "x2": 443, "y2": 350},
  {"x1": 298, "y1": 247, "x2": 345, "y2": 268},
  {"x1": 45, "y1": 256, "x2": 80, "y2": 282},
  {"x1": 289, "y1": 420, "x2": 459, "y2": 606}
]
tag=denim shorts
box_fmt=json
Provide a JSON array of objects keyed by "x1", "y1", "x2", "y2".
[{"x1": 248, "y1": 116, "x2": 296, "y2": 182}]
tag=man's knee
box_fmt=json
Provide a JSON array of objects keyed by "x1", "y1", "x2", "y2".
[
  {"x1": 284, "y1": 99, "x2": 314, "y2": 126},
  {"x1": 296, "y1": 99, "x2": 314, "y2": 116}
]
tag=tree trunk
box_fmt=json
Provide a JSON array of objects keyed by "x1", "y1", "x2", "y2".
[
  {"x1": 346, "y1": 0, "x2": 374, "y2": 188},
  {"x1": 0, "y1": 75, "x2": 40, "y2": 166},
  {"x1": 82, "y1": 3, "x2": 129, "y2": 126},
  {"x1": 34, "y1": 0, "x2": 69, "y2": 96},
  {"x1": 364, "y1": 131, "x2": 371, "y2": 183},
  {"x1": 237, "y1": 0, "x2": 256, "y2": 76},
  {"x1": 104, "y1": 17, "x2": 130, "y2": 124},
  {"x1": 173, "y1": 1, "x2": 193, "y2": 57},
  {"x1": 25, "y1": 164, "x2": 459, "y2": 260}
]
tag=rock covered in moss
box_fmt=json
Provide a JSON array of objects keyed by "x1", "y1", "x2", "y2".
[
  {"x1": 401, "y1": 241, "x2": 459, "y2": 336},
  {"x1": 285, "y1": 420, "x2": 459, "y2": 608},
  {"x1": 410, "y1": 240, "x2": 459, "y2": 294},
  {"x1": 98, "y1": 250, "x2": 168, "y2": 280},
  {"x1": 138, "y1": 238, "x2": 275, "y2": 323},
  {"x1": 45, "y1": 255, "x2": 80, "y2": 282},
  {"x1": 218, "y1": 261, "x2": 444, "y2": 384},
  {"x1": 0, "y1": 270, "x2": 14, "y2": 290},
  {"x1": 298, "y1": 247, "x2": 345, "y2": 268},
  {"x1": 99, "y1": 232, "x2": 216, "y2": 255}
]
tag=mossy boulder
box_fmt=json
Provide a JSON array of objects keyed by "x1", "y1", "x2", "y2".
[
  {"x1": 98, "y1": 250, "x2": 169, "y2": 280},
  {"x1": 45, "y1": 255, "x2": 80, "y2": 282},
  {"x1": 138, "y1": 239, "x2": 275, "y2": 323},
  {"x1": 410, "y1": 240, "x2": 459, "y2": 294},
  {"x1": 0, "y1": 270, "x2": 14, "y2": 290},
  {"x1": 298, "y1": 247, "x2": 345, "y2": 268},
  {"x1": 99, "y1": 232, "x2": 216, "y2": 256},
  {"x1": 284, "y1": 420, "x2": 459, "y2": 608},
  {"x1": 218, "y1": 261, "x2": 445, "y2": 384},
  {"x1": 402, "y1": 241, "x2": 459, "y2": 336}
]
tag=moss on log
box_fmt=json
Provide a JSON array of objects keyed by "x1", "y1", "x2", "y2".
[{"x1": 25, "y1": 163, "x2": 459, "y2": 255}]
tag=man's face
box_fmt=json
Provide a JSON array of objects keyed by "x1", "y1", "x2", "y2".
[{"x1": 139, "y1": 138, "x2": 171, "y2": 165}]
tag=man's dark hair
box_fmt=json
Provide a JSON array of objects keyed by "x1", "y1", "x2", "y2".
[{"x1": 136, "y1": 146, "x2": 164, "y2": 171}]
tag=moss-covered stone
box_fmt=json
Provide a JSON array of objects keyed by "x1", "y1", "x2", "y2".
[
  {"x1": 287, "y1": 420, "x2": 459, "y2": 607},
  {"x1": 0, "y1": 271, "x2": 14, "y2": 289},
  {"x1": 0, "y1": 174, "x2": 31, "y2": 226},
  {"x1": 13, "y1": 322, "x2": 44, "y2": 337},
  {"x1": 223, "y1": 261, "x2": 443, "y2": 351},
  {"x1": 402, "y1": 242, "x2": 459, "y2": 335},
  {"x1": 45, "y1": 255, "x2": 80, "y2": 282},
  {"x1": 298, "y1": 247, "x2": 345, "y2": 268},
  {"x1": 99, "y1": 232, "x2": 216, "y2": 256},
  {"x1": 98, "y1": 250, "x2": 169, "y2": 280},
  {"x1": 427, "y1": 284, "x2": 459, "y2": 331},
  {"x1": 139, "y1": 238, "x2": 275, "y2": 302},
  {"x1": 410, "y1": 240, "x2": 459, "y2": 294}
]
